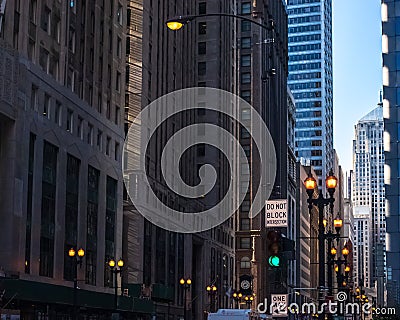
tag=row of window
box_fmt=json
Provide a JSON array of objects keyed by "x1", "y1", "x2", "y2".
[
  {"x1": 288, "y1": 71, "x2": 321, "y2": 81},
  {"x1": 295, "y1": 129, "x2": 322, "y2": 138},
  {"x1": 288, "y1": 14, "x2": 321, "y2": 25},
  {"x1": 293, "y1": 91, "x2": 321, "y2": 99},
  {"x1": 296, "y1": 110, "x2": 322, "y2": 118},
  {"x1": 288, "y1": 62, "x2": 321, "y2": 72},
  {"x1": 30, "y1": 86, "x2": 121, "y2": 161},
  {"x1": 288, "y1": 0, "x2": 320, "y2": 5},
  {"x1": 288, "y1": 43, "x2": 321, "y2": 52},
  {"x1": 289, "y1": 52, "x2": 321, "y2": 62},
  {"x1": 290, "y1": 81, "x2": 321, "y2": 90},
  {"x1": 288, "y1": 23, "x2": 321, "y2": 34},
  {"x1": 295, "y1": 100, "x2": 322, "y2": 109},
  {"x1": 288, "y1": 33, "x2": 321, "y2": 43},
  {"x1": 296, "y1": 120, "x2": 322, "y2": 128},
  {"x1": 287, "y1": 5, "x2": 320, "y2": 16}
]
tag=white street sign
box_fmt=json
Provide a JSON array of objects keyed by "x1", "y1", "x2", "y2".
[
  {"x1": 265, "y1": 199, "x2": 288, "y2": 227},
  {"x1": 270, "y1": 294, "x2": 288, "y2": 317}
]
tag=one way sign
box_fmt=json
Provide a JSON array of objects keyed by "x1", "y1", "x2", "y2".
[{"x1": 270, "y1": 294, "x2": 288, "y2": 317}]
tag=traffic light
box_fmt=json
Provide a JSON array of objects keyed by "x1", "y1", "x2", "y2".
[{"x1": 267, "y1": 230, "x2": 282, "y2": 267}]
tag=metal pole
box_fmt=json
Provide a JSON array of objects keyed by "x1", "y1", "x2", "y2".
[
  {"x1": 317, "y1": 195, "x2": 326, "y2": 310},
  {"x1": 114, "y1": 270, "x2": 118, "y2": 310},
  {"x1": 327, "y1": 238, "x2": 333, "y2": 297},
  {"x1": 73, "y1": 261, "x2": 78, "y2": 320},
  {"x1": 184, "y1": 287, "x2": 187, "y2": 320}
]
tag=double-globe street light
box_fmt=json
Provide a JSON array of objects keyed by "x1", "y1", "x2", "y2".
[
  {"x1": 68, "y1": 247, "x2": 85, "y2": 320},
  {"x1": 179, "y1": 278, "x2": 192, "y2": 320},
  {"x1": 108, "y1": 258, "x2": 124, "y2": 311},
  {"x1": 304, "y1": 170, "x2": 338, "y2": 308}
]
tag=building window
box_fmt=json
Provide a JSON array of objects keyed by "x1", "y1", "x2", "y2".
[
  {"x1": 116, "y1": 71, "x2": 121, "y2": 92},
  {"x1": 241, "y1": 72, "x2": 251, "y2": 84},
  {"x1": 241, "y1": 90, "x2": 251, "y2": 103},
  {"x1": 86, "y1": 166, "x2": 99, "y2": 285},
  {"x1": 43, "y1": 94, "x2": 51, "y2": 119},
  {"x1": 41, "y1": 6, "x2": 51, "y2": 34},
  {"x1": 117, "y1": 3, "x2": 123, "y2": 25},
  {"x1": 198, "y1": 62, "x2": 206, "y2": 76},
  {"x1": 67, "y1": 109, "x2": 73, "y2": 133},
  {"x1": 198, "y1": 42, "x2": 206, "y2": 55},
  {"x1": 241, "y1": 55, "x2": 251, "y2": 67},
  {"x1": 39, "y1": 46, "x2": 50, "y2": 73},
  {"x1": 241, "y1": 2, "x2": 251, "y2": 14},
  {"x1": 241, "y1": 37, "x2": 251, "y2": 49},
  {"x1": 104, "y1": 176, "x2": 117, "y2": 286},
  {"x1": 241, "y1": 108, "x2": 251, "y2": 120},
  {"x1": 54, "y1": 101, "x2": 61, "y2": 126},
  {"x1": 64, "y1": 155, "x2": 80, "y2": 281},
  {"x1": 240, "y1": 237, "x2": 251, "y2": 249},
  {"x1": 29, "y1": 0, "x2": 37, "y2": 24},
  {"x1": 240, "y1": 218, "x2": 250, "y2": 230},
  {"x1": 115, "y1": 106, "x2": 120, "y2": 125},
  {"x1": 240, "y1": 256, "x2": 251, "y2": 269},
  {"x1": 77, "y1": 116, "x2": 83, "y2": 140},
  {"x1": 87, "y1": 123, "x2": 94, "y2": 145},
  {"x1": 106, "y1": 137, "x2": 111, "y2": 156},
  {"x1": 68, "y1": 27, "x2": 76, "y2": 53},
  {"x1": 114, "y1": 142, "x2": 120, "y2": 161},
  {"x1": 199, "y1": 2, "x2": 206, "y2": 14},
  {"x1": 117, "y1": 36, "x2": 122, "y2": 58},
  {"x1": 25, "y1": 133, "x2": 36, "y2": 274},
  {"x1": 97, "y1": 130, "x2": 103, "y2": 151},
  {"x1": 199, "y1": 22, "x2": 207, "y2": 35},
  {"x1": 241, "y1": 20, "x2": 251, "y2": 32},
  {"x1": 31, "y1": 85, "x2": 38, "y2": 111},
  {"x1": 39, "y1": 142, "x2": 58, "y2": 278}
]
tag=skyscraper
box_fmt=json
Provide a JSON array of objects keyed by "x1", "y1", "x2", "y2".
[
  {"x1": 287, "y1": 0, "x2": 333, "y2": 188},
  {"x1": 382, "y1": 0, "x2": 400, "y2": 307},
  {"x1": 0, "y1": 0, "x2": 128, "y2": 317},
  {"x1": 351, "y1": 104, "x2": 385, "y2": 299}
]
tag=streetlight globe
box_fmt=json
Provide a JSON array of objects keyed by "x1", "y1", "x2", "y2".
[
  {"x1": 180, "y1": 278, "x2": 185, "y2": 285},
  {"x1": 326, "y1": 171, "x2": 338, "y2": 189},
  {"x1": 330, "y1": 247, "x2": 337, "y2": 256},
  {"x1": 186, "y1": 279, "x2": 192, "y2": 285},
  {"x1": 334, "y1": 265, "x2": 339, "y2": 273},
  {"x1": 342, "y1": 246, "x2": 350, "y2": 257},
  {"x1": 250, "y1": 296, "x2": 254, "y2": 301},
  {"x1": 334, "y1": 217, "x2": 343, "y2": 229},
  {"x1": 109, "y1": 259, "x2": 116, "y2": 268},
  {"x1": 77, "y1": 248, "x2": 85, "y2": 257},
  {"x1": 304, "y1": 175, "x2": 317, "y2": 190},
  {"x1": 206, "y1": 286, "x2": 211, "y2": 291},
  {"x1": 238, "y1": 293, "x2": 243, "y2": 298},
  {"x1": 166, "y1": 21, "x2": 184, "y2": 31},
  {"x1": 323, "y1": 219, "x2": 328, "y2": 228},
  {"x1": 68, "y1": 248, "x2": 76, "y2": 257},
  {"x1": 233, "y1": 292, "x2": 238, "y2": 298},
  {"x1": 245, "y1": 296, "x2": 249, "y2": 301},
  {"x1": 356, "y1": 288, "x2": 360, "y2": 293},
  {"x1": 345, "y1": 265, "x2": 351, "y2": 273},
  {"x1": 212, "y1": 285, "x2": 217, "y2": 291},
  {"x1": 117, "y1": 259, "x2": 124, "y2": 268}
]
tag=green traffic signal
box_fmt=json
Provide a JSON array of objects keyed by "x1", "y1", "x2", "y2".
[{"x1": 268, "y1": 255, "x2": 280, "y2": 267}]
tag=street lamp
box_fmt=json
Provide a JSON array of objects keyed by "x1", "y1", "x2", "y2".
[
  {"x1": 108, "y1": 258, "x2": 124, "y2": 311},
  {"x1": 304, "y1": 170, "x2": 337, "y2": 308},
  {"x1": 68, "y1": 247, "x2": 85, "y2": 320},
  {"x1": 206, "y1": 284, "x2": 218, "y2": 312},
  {"x1": 180, "y1": 277, "x2": 192, "y2": 320},
  {"x1": 166, "y1": 13, "x2": 273, "y2": 32}
]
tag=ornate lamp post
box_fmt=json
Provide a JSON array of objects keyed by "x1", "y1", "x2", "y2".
[
  {"x1": 304, "y1": 170, "x2": 338, "y2": 308},
  {"x1": 206, "y1": 284, "x2": 217, "y2": 312},
  {"x1": 108, "y1": 258, "x2": 124, "y2": 311},
  {"x1": 68, "y1": 247, "x2": 85, "y2": 320},
  {"x1": 180, "y1": 278, "x2": 192, "y2": 320}
]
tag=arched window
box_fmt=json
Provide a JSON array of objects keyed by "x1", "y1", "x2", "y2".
[{"x1": 240, "y1": 256, "x2": 251, "y2": 269}]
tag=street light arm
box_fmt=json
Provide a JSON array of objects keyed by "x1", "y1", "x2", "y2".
[{"x1": 166, "y1": 13, "x2": 273, "y2": 31}]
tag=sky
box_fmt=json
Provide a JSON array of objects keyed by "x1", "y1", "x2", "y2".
[{"x1": 332, "y1": 0, "x2": 382, "y2": 176}]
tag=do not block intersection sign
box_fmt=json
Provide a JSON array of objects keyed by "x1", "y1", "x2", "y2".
[{"x1": 265, "y1": 199, "x2": 288, "y2": 227}]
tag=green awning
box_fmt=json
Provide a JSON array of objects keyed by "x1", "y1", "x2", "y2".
[{"x1": 1, "y1": 279, "x2": 154, "y2": 314}]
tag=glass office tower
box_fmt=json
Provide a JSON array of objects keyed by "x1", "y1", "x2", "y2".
[
  {"x1": 287, "y1": 0, "x2": 333, "y2": 188},
  {"x1": 382, "y1": 0, "x2": 400, "y2": 308}
]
